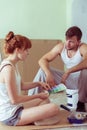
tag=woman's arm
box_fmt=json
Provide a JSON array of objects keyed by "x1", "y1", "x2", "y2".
[
  {"x1": 21, "y1": 81, "x2": 51, "y2": 91},
  {"x1": 3, "y1": 65, "x2": 49, "y2": 105}
]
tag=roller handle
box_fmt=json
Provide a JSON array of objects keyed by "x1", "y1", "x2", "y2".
[{"x1": 60, "y1": 104, "x2": 71, "y2": 112}]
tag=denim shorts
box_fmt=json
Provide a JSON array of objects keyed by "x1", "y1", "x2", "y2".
[{"x1": 1, "y1": 106, "x2": 24, "y2": 126}]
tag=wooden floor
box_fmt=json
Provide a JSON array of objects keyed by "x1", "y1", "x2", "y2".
[{"x1": 0, "y1": 91, "x2": 87, "y2": 130}]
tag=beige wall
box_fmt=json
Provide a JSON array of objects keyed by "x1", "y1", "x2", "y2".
[
  {"x1": 0, "y1": 39, "x2": 64, "y2": 82},
  {"x1": 20, "y1": 40, "x2": 64, "y2": 81}
]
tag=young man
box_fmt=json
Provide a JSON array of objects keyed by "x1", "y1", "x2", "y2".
[{"x1": 28, "y1": 26, "x2": 87, "y2": 112}]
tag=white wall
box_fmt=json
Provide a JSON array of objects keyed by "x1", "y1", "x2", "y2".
[
  {"x1": 71, "y1": 0, "x2": 87, "y2": 43},
  {"x1": 0, "y1": 0, "x2": 67, "y2": 39}
]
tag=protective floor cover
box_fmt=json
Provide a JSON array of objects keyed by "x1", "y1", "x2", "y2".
[{"x1": 0, "y1": 110, "x2": 87, "y2": 130}]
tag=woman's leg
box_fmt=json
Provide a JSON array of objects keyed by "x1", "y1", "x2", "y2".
[
  {"x1": 34, "y1": 114, "x2": 60, "y2": 126},
  {"x1": 16, "y1": 103, "x2": 60, "y2": 126},
  {"x1": 22, "y1": 98, "x2": 50, "y2": 108}
]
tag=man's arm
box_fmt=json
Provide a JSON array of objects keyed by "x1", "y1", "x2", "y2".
[
  {"x1": 61, "y1": 43, "x2": 87, "y2": 83},
  {"x1": 39, "y1": 42, "x2": 63, "y2": 75},
  {"x1": 68, "y1": 43, "x2": 87, "y2": 73},
  {"x1": 38, "y1": 42, "x2": 64, "y2": 86}
]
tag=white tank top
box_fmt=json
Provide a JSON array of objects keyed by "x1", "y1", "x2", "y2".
[
  {"x1": 61, "y1": 46, "x2": 83, "y2": 89},
  {"x1": 0, "y1": 60, "x2": 22, "y2": 121},
  {"x1": 61, "y1": 46, "x2": 83, "y2": 69}
]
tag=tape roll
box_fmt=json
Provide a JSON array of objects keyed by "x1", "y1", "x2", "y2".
[{"x1": 75, "y1": 113, "x2": 82, "y2": 119}]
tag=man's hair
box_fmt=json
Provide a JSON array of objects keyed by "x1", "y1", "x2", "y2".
[{"x1": 65, "y1": 26, "x2": 82, "y2": 41}]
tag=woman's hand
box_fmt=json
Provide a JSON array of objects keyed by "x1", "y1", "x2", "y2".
[
  {"x1": 38, "y1": 82, "x2": 51, "y2": 91},
  {"x1": 38, "y1": 92, "x2": 49, "y2": 99}
]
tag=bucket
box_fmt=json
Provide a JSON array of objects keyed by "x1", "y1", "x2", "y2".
[{"x1": 66, "y1": 89, "x2": 78, "y2": 110}]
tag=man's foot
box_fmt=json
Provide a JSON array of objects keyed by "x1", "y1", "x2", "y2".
[{"x1": 76, "y1": 101, "x2": 86, "y2": 112}]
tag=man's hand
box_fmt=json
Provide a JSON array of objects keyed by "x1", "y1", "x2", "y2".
[
  {"x1": 46, "y1": 73, "x2": 57, "y2": 87},
  {"x1": 39, "y1": 82, "x2": 51, "y2": 91},
  {"x1": 61, "y1": 70, "x2": 70, "y2": 84}
]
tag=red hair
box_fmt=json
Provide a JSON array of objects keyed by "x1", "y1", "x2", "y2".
[{"x1": 4, "y1": 31, "x2": 32, "y2": 54}]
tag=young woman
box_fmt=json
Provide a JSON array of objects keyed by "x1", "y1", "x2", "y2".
[{"x1": 0, "y1": 31, "x2": 60, "y2": 126}]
